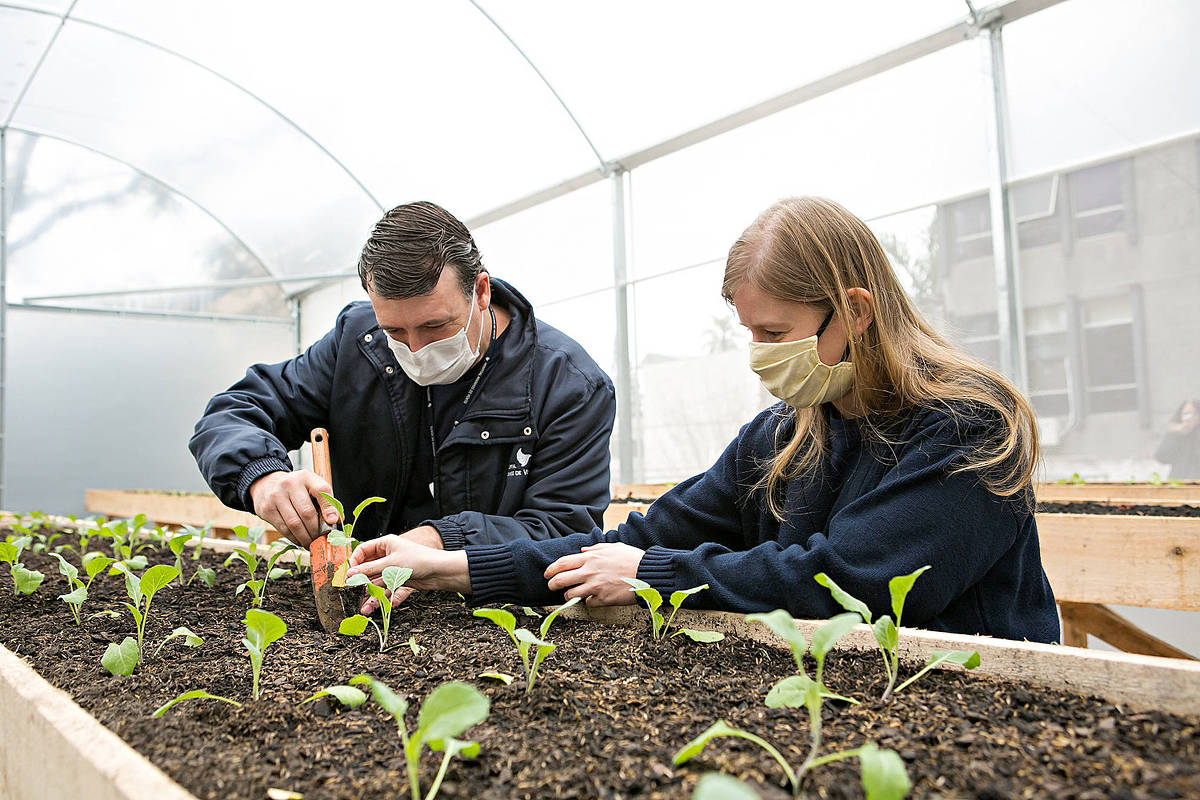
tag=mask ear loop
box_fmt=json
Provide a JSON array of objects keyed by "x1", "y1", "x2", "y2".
[{"x1": 814, "y1": 306, "x2": 851, "y2": 363}]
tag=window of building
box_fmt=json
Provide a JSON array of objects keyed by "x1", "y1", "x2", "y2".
[
  {"x1": 1070, "y1": 159, "x2": 1133, "y2": 240},
  {"x1": 946, "y1": 194, "x2": 993, "y2": 262},
  {"x1": 1082, "y1": 293, "x2": 1139, "y2": 414},
  {"x1": 1012, "y1": 175, "x2": 1062, "y2": 249},
  {"x1": 1025, "y1": 303, "x2": 1070, "y2": 417},
  {"x1": 951, "y1": 311, "x2": 1001, "y2": 369}
]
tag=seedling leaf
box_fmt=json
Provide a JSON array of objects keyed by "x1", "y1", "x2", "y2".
[
  {"x1": 299, "y1": 685, "x2": 367, "y2": 709},
  {"x1": 692, "y1": 773, "x2": 761, "y2": 800},
  {"x1": 746, "y1": 609, "x2": 807, "y2": 671},
  {"x1": 339, "y1": 615, "x2": 370, "y2": 635},
  {"x1": 888, "y1": 565, "x2": 930, "y2": 628},
  {"x1": 349, "y1": 674, "x2": 407, "y2": 717},
  {"x1": 675, "y1": 629, "x2": 725, "y2": 643},
  {"x1": 894, "y1": 649, "x2": 981, "y2": 694},
  {"x1": 102, "y1": 637, "x2": 140, "y2": 676},
  {"x1": 814, "y1": 572, "x2": 872, "y2": 623},
  {"x1": 478, "y1": 672, "x2": 513, "y2": 684},
  {"x1": 538, "y1": 595, "x2": 580, "y2": 639},
  {"x1": 152, "y1": 689, "x2": 242, "y2": 717},
  {"x1": 318, "y1": 492, "x2": 345, "y2": 522},
  {"x1": 858, "y1": 742, "x2": 911, "y2": 800},
  {"x1": 417, "y1": 681, "x2": 490, "y2": 745},
  {"x1": 351, "y1": 496, "x2": 386, "y2": 521}
]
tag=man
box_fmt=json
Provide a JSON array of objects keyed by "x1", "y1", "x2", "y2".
[{"x1": 190, "y1": 201, "x2": 616, "y2": 558}]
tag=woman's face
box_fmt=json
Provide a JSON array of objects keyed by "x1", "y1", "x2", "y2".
[{"x1": 731, "y1": 283, "x2": 848, "y2": 367}]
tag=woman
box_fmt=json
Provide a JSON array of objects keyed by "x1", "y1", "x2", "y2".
[
  {"x1": 1154, "y1": 398, "x2": 1200, "y2": 480},
  {"x1": 348, "y1": 197, "x2": 1060, "y2": 644}
]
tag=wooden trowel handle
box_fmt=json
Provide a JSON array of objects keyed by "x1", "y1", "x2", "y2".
[
  {"x1": 308, "y1": 427, "x2": 346, "y2": 634},
  {"x1": 311, "y1": 428, "x2": 333, "y2": 485}
]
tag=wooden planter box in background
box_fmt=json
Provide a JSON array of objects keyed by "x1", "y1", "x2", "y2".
[{"x1": 84, "y1": 490, "x2": 279, "y2": 542}]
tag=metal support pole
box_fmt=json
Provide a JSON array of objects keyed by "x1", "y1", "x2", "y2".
[
  {"x1": 0, "y1": 127, "x2": 7, "y2": 509},
  {"x1": 982, "y1": 25, "x2": 1028, "y2": 392},
  {"x1": 290, "y1": 297, "x2": 302, "y2": 355},
  {"x1": 610, "y1": 168, "x2": 635, "y2": 485}
]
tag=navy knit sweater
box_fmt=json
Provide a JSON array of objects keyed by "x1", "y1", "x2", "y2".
[{"x1": 466, "y1": 402, "x2": 1060, "y2": 644}]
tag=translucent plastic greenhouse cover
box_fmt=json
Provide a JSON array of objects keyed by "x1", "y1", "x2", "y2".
[{"x1": 1, "y1": 0, "x2": 971, "y2": 314}]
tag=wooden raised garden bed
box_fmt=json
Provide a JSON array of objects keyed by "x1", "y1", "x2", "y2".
[{"x1": 1, "y1": 519, "x2": 1199, "y2": 799}]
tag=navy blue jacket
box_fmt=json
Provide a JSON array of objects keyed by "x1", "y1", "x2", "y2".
[
  {"x1": 467, "y1": 402, "x2": 1061, "y2": 644},
  {"x1": 189, "y1": 279, "x2": 616, "y2": 548}
]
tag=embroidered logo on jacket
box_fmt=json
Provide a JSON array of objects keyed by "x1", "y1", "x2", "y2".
[{"x1": 508, "y1": 447, "x2": 531, "y2": 478}]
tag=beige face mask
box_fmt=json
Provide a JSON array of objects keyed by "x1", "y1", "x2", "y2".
[{"x1": 749, "y1": 310, "x2": 854, "y2": 408}]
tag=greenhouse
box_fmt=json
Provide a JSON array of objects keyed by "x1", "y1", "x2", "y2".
[{"x1": 1, "y1": 0, "x2": 1198, "y2": 798}]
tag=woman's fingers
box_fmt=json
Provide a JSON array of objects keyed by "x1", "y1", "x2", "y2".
[
  {"x1": 544, "y1": 551, "x2": 589, "y2": 579},
  {"x1": 349, "y1": 536, "x2": 395, "y2": 568},
  {"x1": 546, "y1": 566, "x2": 588, "y2": 592}
]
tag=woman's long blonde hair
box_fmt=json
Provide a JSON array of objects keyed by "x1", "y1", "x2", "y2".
[{"x1": 723, "y1": 197, "x2": 1039, "y2": 520}]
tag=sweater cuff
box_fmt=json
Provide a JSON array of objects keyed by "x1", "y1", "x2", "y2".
[
  {"x1": 636, "y1": 545, "x2": 678, "y2": 597},
  {"x1": 235, "y1": 457, "x2": 292, "y2": 510},
  {"x1": 465, "y1": 544, "x2": 517, "y2": 605},
  {"x1": 426, "y1": 516, "x2": 468, "y2": 551}
]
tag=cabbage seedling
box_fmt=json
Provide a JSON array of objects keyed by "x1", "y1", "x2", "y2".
[
  {"x1": 0, "y1": 536, "x2": 45, "y2": 596},
  {"x1": 102, "y1": 563, "x2": 180, "y2": 674},
  {"x1": 348, "y1": 675, "x2": 489, "y2": 800},
  {"x1": 298, "y1": 684, "x2": 367, "y2": 709},
  {"x1": 813, "y1": 567, "x2": 979, "y2": 701},
  {"x1": 621, "y1": 578, "x2": 724, "y2": 642},
  {"x1": 319, "y1": 491, "x2": 384, "y2": 554},
  {"x1": 473, "y1": 597, "x2": 581, "y2": 694},
  {"x1": 152, "y1": 689, "x2": 242, "y2": 717},
  {"x1": 227, "y1": 539, "x2": 298, "y2": 607},
  {"x1": 243, "y1": 608, "x2": 286, "y2": 700},
  {"x1": 50, "y1": 551, "x2": 112, "y2": 624},
  {"x1": 340, "y1": 566, "x2": 412, "y2": 652},
  {"x1": 747, "y1": 609, "x2": 859, "y2": 704},
  {"x1": 674, "y1": 715, "x2": 910, "y2": 800}
]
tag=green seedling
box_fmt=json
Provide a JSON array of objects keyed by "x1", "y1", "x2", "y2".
[
  {"x1": 0, "y1": 536, "x2": 45, "y2": 596},
  {"x1": 814, "y1": 567, "x2": 978, "y2": 701},
  {"x1": 50, "y1": 551, "x2": 113, "y2": 624},
  {"x1": 340, "y1": 565, "x2": 413, "y2": 652},
  {"x1": 691, "y1": 772, "x2": 762, "y2": 800},
  {"x1": 347, "y1": 675, "x2": 489, "y2": 800},
  {"x1": 621, "y1": 579, "x2": 724, "y2": 642},
  {"x1": 299, "y1": 684, "x2": 367, "y2": 709},
  {"x1": 152, "y1": 689, "x2": 242, "y2": 717},
  {"x1": 473, "y1": 597, "x2": 581, "y2": 693},
  {"x1": 102, "y1": 563, "x2": 181, "y2": 674},
  {"x1": 320, "y1": 493, "x2": 386, "y2": 553},
  {"x1": 167, "y1": 531, "x2": 202, "y2": 586},
  {"x1": 179, "y1": 522, "x2": 212, "y2": 561},
  {"x1": 674, "y1": 714, "x2": 910, "y2": 799},
  {"x1": 227, "y1": 539, "x2": 298, "y2": 607},
  {"x1": 746, "y1": 609, "x2": 859, "y2": 705},
  {"x1": 152, "y1": 626, "x2": 204, "y2": 658},
  {"x1": 243, "y1": 608, "x2": 286, "y2": 700}
]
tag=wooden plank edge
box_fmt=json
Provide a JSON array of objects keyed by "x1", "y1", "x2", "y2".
[
  {"x1": 0, "y1": 646, "x2": 198, "y2": 800},
  {"x1": 559, "y1": 605, "x2": 1200, "y2": 715}
]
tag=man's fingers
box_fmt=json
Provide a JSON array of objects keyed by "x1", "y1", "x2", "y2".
[
  {"x1": 268, "y1": 501, "x2": 312, "y2": 547},
  {"x1": 390, "y1": 587, "x2": 413, "y2": 608},
  {"x1": 544, "y1": 552, "x2": 589, "y2": 580},
  {"x1": 302, "y1": 472, "x2": 338, "y2": 524},
  {"x1": 287, "y1": 485, "x2": 321, "y2": 542}
]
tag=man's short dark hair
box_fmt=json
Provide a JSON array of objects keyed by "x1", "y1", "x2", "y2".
[{"x1": 358, "y1": 201, "x2": 484, "y2": 299}]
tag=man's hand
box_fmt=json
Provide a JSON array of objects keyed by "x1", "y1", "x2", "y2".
[
  {"x1": 248, "y1": 470, "x2": 338, "y2": 547},
  {"x1": 347, "y1": 534, "x2": 468, "y2": 615},
  {"x1": 544, "y1": 542, "x2": 645, "y2": 607}
]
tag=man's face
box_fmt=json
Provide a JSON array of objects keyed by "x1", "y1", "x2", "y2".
[{"x1": 370, "y1": 267, "x2": 489, "y2": 352}]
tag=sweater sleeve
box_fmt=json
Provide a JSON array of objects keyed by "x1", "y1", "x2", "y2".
[
  {"x1": 464, "y1": 422, "x2": 752, "y2": 606},
  {"x1": 635, "y1": 413, "x2": 1026, "y2": 624}
]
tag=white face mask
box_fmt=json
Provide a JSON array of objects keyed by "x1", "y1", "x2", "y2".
[
  {"x1": 386, "y1": 290, "x2": 484, "y2": 386},
  {"x1": 748, "y1": 310, "x2": 854, "y2": 408}
]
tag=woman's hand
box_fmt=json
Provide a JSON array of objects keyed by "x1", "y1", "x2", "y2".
[
  {"x1": 347, "y1": 535, "x2": 468, "y2": 615},
  {"x1": 544, "y1": 542, "x2": 646, "y2": 606}
]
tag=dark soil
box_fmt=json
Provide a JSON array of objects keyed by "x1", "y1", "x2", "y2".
[
  {"x1": 2, "y1": 535, "x2": 1198, "y2": 800},
  {"x1": 1036, "y1": 501, "x2": 1200, "y2": 517}
]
